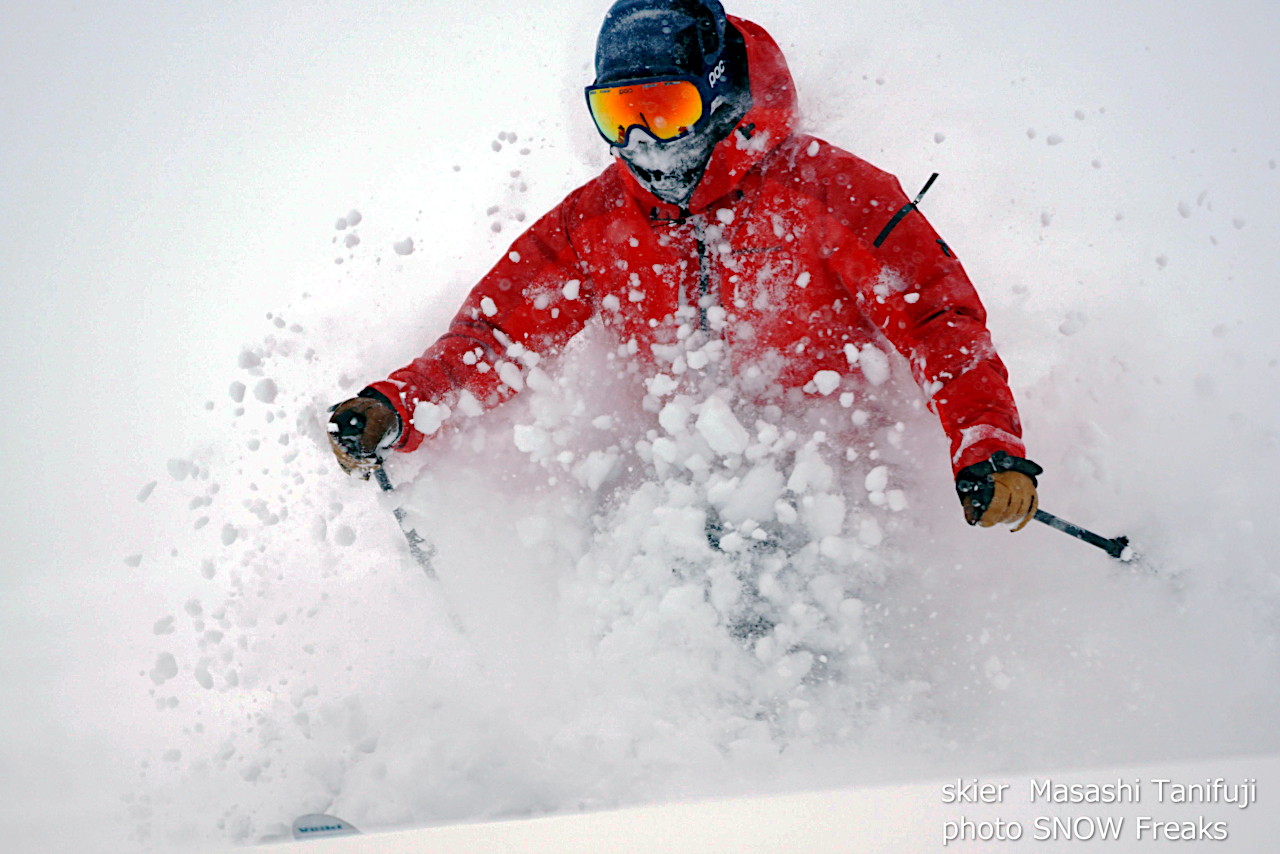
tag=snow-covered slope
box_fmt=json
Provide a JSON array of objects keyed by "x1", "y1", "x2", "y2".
[
  {"x1": 1, "y1": 1, "x2": 1277, "y2": 852},
  {"x1": 262, "y1": 754, "x2": 1280, "y2": 853}
]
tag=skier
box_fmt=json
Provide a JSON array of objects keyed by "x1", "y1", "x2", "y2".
[{"x1": 328, "y1": 0, "x2": 1041, "y2": 532}]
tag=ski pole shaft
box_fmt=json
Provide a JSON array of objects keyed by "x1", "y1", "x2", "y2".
[
  {"x1": 374, "y1": 466, "x2": 438, "y2": 580},
  {"x1": 331, "y1": 408, "x2": 437, "y2": 575},
  {"x1": 331, "y1": 406, "x2": 467, "y2": 632},
  {"x1": 372, "y1": 465, "x2": 468, "y2": 634},
  {"x1": 1033, "y1": 509, "x2": 1130, "y2": 560}
]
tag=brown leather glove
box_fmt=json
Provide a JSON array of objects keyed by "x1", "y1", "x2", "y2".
[
  {"x1": 956, "y1": 451, "x2": 1042, "y2": 532},
  {"x1": 327, "y1": 391, "x2": 401, "y2": 478}
]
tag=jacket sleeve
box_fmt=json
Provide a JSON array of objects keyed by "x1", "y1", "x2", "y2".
[
  {"x1": 368, "y1": 189, "x2": 597, "y2": 452},
  {"x1": 819, "y1": 148, "x2": 1027, "y2": 475}
]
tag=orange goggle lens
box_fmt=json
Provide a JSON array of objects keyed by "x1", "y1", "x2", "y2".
[{"x1": 587, "y1": 79, "x2": 705, "y2": 145}]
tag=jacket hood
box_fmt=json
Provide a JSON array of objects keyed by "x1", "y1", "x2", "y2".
[{"x1": 613, "y1": 16, "x2": 798, "y2": 218}]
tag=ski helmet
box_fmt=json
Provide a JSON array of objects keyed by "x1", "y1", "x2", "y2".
[
  {"x1": 589, "y1": 0, "x2": 750, "y2": 205},
  {"x1": 593, "y1": 0, "x2": 734, "y2": 88}
]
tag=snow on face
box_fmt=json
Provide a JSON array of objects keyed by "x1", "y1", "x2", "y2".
[{"x1": 614, "y1": 127, "x2": 719, "y2": 205}]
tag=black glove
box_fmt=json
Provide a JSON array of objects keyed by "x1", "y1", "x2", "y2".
[
  {"x1": 327, "y1": 388, "x2": 402, "y2": 477},
  {"x1": 955, "y1": 451, "x2": 1043, "y2": 531}
]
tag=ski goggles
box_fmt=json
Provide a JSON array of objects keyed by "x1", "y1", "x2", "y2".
[{"x1": 585, "y1": 76, "x2": 710, "y2": 146}]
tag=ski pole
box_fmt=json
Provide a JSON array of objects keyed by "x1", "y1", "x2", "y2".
[
  {"x1": 330, "y1": 408, "x2": 467, "y2": 632},
  {"x1": 371, "y1": 466, "x2": 439, "y2": 578},
  {"x1": 1033, "y1": 508, "x2": 1131, "y2": 561}
]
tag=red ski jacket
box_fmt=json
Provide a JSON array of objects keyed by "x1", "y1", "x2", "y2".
[{"x1": 369, "y1": 17, "x2": 1026, "y2": 476}]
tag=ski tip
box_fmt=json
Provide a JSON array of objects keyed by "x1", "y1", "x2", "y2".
[{"x1": 291, "y1": 814, "x2": 360, "y2": 841}]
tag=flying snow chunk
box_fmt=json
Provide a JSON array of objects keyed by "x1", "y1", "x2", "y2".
[
  {"x1": 497, "y1": 361, "x2": 524, "y2": 391},
  {"x1": 221, "y1": 524, "x2": 239, "y2": 546},
  {"x1": 984, "y1": 656, "x2": 1012, "y2": 690},
  {"x1": 149, "y1": 653, "x2": 178, "y2": 685},
  {"x1": 253, "y1": 378, "x2": 278, "y2": 403},
  {"x1": 646, "y1": 373, "x2": 677, "y2": 397},
  {"x1": 455, "y1": 390, "x2": 484, "y2": 417},
  {"x1": 695, "y1": 397, "x2": 750, "y2": 456},
  {"x1": 858, "y1": 517, "x2": 884, "y2": 548},
  {"x1": 864, "y1": 465, "x2": 889, "y2": 493},
  {"x1": 480, "y1": 297, "x2": 498, "y2": 317},
  {"x1": 721, "y1": 465, "x2": 786, "y2": 525},
  {"x1": 346, "y1": 209, "x2": 362, "y2": 226},
  {"x1": 167, "y1": 459, "x2": 193, "y2": 481},
  {"x1": 651, "y1": 436, "x2": 679, "y2": 464},
  {"x1": 1059, "y1": 311, "x2": 1088, "y2": 336},
  {"x1": 659, "y1": 398, "x2": 691, "y2": 434},
  {"x1": 513, "y1": 424, "x2": 550, "y2": 455},
  {"x1": 124, "y1": 554, "x2": 143, "y2": 567},
  {"x1": 808, "y1": 493, "x2": 847, "y2": 539},
  {"x1": 576, "y1": 450, "x2": 620, "y2": 491},
  {"x1": 228, "y1": 381, "x2": 246, "y2": 403},
  {"x1": 412, "y1": 402, "x2": 451, "y2": 436},
  {"x1": 137, "y1": 481, "x2": 158, "y2": 502},
  {"x1": 858, "y1": 345, "x2": 891, "y2": 386},
  {"x1": 812, "y1": 370, "x2": 841, "y2": 396},
  {"x1": 393, "y1": 238, "x2": 415, "y2": 256},
  {"x1": 563, "y1": 279, "x2": 581, "y2": 300}
]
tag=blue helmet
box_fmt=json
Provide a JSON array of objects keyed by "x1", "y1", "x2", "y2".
[{"x1": 593, "y1": 0, "x2": 732, "y2": 87}]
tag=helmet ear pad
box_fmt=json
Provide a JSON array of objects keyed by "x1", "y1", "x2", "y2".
[{"x1": 710, "y1": 21, "x2": 751, "y2": 117}]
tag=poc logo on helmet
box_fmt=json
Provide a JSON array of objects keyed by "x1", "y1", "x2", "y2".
[{"x1": 708, "y1": 60, "x2": 727, "y2": 87}]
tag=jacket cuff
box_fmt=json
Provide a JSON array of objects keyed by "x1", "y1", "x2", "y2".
[
  {"x1": 361, "y1": 382, "x2": 419, "y2": 452},
  {"x1": 950, "y1": 422, "x2": 1025, "y2": 476},
  {"x1": 955, "y1": 450, "x2": 1043, "y2": 486}
]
